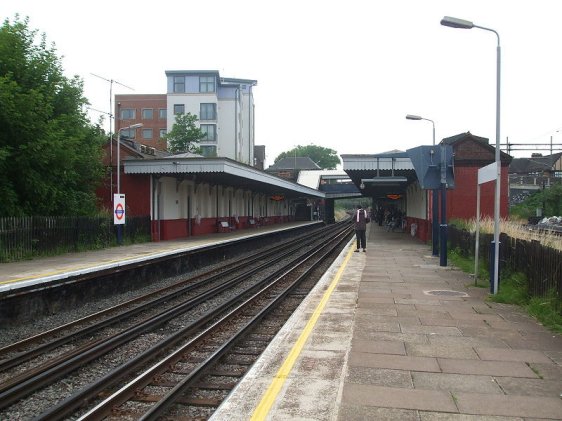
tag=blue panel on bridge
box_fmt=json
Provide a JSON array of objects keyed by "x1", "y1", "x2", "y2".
[{"x1": 407, "y1": 145, "x2": 455, "y2": 190}]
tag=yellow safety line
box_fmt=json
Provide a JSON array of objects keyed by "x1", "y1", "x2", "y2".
[{"x1": 250, "y1": 243, "x2": 355, "y2": 421}]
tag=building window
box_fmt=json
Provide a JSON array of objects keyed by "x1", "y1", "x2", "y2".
[
  {"x1": 200, "y1": 103, "x2": 216, "y2": 120},
  {"x1": 159, "y1": 108, "x2": 167, "y2": 119},
  {"x1": 199, "y1": 76, "x2": 215, "y2": 93},
  {"x1": 200, "y1": 145, "x2": 217, "y2": 157},
  {"x1": 200, "y1": 124, "x2": 216, "y2": 141},
  {"x1": 159, "y1": 129, "x2": 167, "y2": 138},
  {"x1": 120, "y1": 108, "x2": 135, "y2": 120},
  {"x1": 142, "y1": 128, "x2": 153, "y2": 139},
  {"x1": 120, "y1": 129, "x2": 136, "y2": 139},
  {"x1": 142, "y1": 108, "x2": 153, "y2": 120},
  {"x1": 173, "y1": 76, "x2": 185, "y2": 93},
  {"x1": 174, "y1": 104, "x2": 185, "y2": 115}
]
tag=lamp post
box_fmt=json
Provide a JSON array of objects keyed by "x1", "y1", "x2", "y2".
[
  {"x1": 115, "y1": 123, "x2": 142, "y2": 244},
  {"x1": 406, "y1": 114, "x2": 439, "y2": 257},
  {"x1": 441, "y1": 16, "x2": 501, "y2": 294}
]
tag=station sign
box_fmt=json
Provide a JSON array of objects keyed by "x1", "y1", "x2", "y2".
[{"x1": 113, "y1": 194, "x2": 126, "y2": 225}]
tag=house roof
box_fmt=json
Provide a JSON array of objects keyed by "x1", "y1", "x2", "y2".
[
  {"x1": 266, "y1": 157, "x2": 321, "y2": 171},
  {"x1": 442, "y1": 131, "x2": 490, "y2": 146},
  {"x1": 510, "y1": 152, "x2": 562, "y2": 174},
  {"x1": 441, "y1": 131, "x2": 512, "y2": 164}
]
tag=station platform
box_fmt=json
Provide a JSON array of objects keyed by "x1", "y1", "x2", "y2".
[
  {"x1": 211, "y1": 223, "x2": 562, "y2": 420},
  {"x1": 0, "y1": 221, "x2": 320, "y2": 295}
]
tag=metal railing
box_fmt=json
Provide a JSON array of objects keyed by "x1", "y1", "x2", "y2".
[{"x1": 0, "y1": 216, "x2": 151, "y2": 263}]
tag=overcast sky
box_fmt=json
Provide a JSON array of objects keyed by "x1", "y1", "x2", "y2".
[{"x1": 2, "y1": 0, "x2": 561, "y2": 166}]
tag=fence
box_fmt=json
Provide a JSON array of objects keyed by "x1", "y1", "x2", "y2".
[
  {"x1": 0, "y1": 216, "x2": 151, "y2": 263},
  {"x1": 448, "y1": 225, "x2": 561, "y2": 305}
]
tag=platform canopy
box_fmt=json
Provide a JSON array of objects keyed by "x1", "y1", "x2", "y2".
[
  {"x1": 341, "y1": 150, "x2": 418, "y2": 199},
  {"x1": 124, "y1": 157, "x2": 325, "y2": 199}
]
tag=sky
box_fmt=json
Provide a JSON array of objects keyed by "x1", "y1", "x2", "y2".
[{"x1": 2, "y1": 0, "x2": 561, "y2": 167}]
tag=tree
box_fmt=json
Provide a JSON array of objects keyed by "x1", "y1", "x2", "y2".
[
  {"x1": 0, "y1": 15, "x2": 106, "y2": 216},
  {"x1": 274, "y1": 144, "x2": 340, "y2": 169},
  {"x1": 164, "y1": 112, "x2": 205, "y2": 154},
  {"x1": 510, "y1": 183, "x2": 562, "y2": 219}
]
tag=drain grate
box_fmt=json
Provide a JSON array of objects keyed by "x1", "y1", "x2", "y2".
[{"x1": 424, "y1": 290, "x2": 469, "y2": 297}]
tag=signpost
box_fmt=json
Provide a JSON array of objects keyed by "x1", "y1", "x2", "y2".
[
  {"x1": 114, "y1": 194, "x2": 125, "y2": 244},
  {"x1": 475, "y1": 163, "x2": 499, "y2": 293}
]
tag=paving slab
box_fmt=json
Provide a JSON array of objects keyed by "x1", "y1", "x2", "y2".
[
  {"x1": 338, "y1": 404, "x2": 419, "y2": 421},
  {"x1": 341, "y1": 383, "x2": 458, "y2": 413},
  {"x1": 494, "y1": 376, "x2": 562, "y2": 397},
  {"x1": 349, "y1": 352, "x2": 440, "y2": 372},
  {"x1": 351, "y1": 339, "x2": 406, "y2": 355},
  {"x1": 346, "y1": 367, "x2": 413, "y2": 388},
  {"x1": 438, "y1": 358, "x2": 539, "y2": 378},
  {"x1": 455, "y1": 392, "x2": 562, "y2": 419},
  {"x1": 411, "y1": 372, "x2": 503, "y2": 394},
  {"x1": 419, "y1": 413, "x2": 523, "y2": 421},
  {"x1": 475, "y1": 347, "x2": 553, "y2": 363},
  {"x1": 406, "y1": 343, "x2": 479, "y2": 359}
]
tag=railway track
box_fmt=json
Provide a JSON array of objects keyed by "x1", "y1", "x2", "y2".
[{"x1": 0, "y1": 221, "x2": 353, "y2": 419}]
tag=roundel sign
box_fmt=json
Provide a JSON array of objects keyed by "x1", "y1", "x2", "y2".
[{"x1": 113, "y1": 194, "x2": 126, "y2": 225}]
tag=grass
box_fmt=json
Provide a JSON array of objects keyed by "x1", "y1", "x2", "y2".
[
  {"x1": 446, "y1": 246, "x2": 562, "y2": 334},
  {"x1": 459, "y1": 217, "x2": 562, "y2": 251}
]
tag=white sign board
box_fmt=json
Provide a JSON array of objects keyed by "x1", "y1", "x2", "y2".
[
  {"x1": 478, "y1": 162, "x2": 497, "y2": 185},
  {"x1": 113, "y1": 194, "x2": 126, "y2": 225}
]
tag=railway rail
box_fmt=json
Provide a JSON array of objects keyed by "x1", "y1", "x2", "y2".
[{"x1": 0, "y1": 221, "x2": 353, "y2": 420}]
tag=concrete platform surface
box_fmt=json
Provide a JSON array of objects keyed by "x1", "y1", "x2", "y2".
[
  {"x1": 211, "y1": 224, "x2": 562, "y2": 421},
  {"x1": 0, "y1": 221, "x2": 317, "y2": 294}
]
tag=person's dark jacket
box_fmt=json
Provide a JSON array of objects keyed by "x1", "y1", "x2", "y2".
[{"x1": 354, "y1": 208, "x2": 368, "y2": 230}]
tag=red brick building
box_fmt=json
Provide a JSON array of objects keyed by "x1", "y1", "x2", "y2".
[
  {"x1": 115, "y1": 94, "x2": 167, "y2": 150},
  {"x1": 443, "y1": 132, "x2": 512, "y2": 221}
]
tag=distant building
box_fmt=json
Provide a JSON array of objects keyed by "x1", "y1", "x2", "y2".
[
  {"x1": 115, "y1": 94, "x2": 167, "y2": 150},
  {"x1": 509, "y1": 153, "x2": 562, "y2": 177},
  {"x1": 265, "y1": 157, "x2": 321, "y2": 182},
  {"x1": 115, "y1": 70, "x2": 258, "y2": 166},
  {"x1": 508, "y1": 152, "x2": 562, "y2": 206},
  {"x1": 166, "y1": 70, "x2": 257, "y2": 165}
]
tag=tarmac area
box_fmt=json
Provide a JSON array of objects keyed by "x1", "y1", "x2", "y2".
[{"x1": 212, "y1": 223, "x2": 562, "y2": 421}]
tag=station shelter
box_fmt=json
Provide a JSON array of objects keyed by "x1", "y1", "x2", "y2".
[
  {"x1": 114, "y1": 153, "x2": 325, "y2": 241},
  {"x1": 342, "y1": 132, "x2": 512, "y2": 242}
]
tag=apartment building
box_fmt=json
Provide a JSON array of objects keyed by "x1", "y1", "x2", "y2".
[
  {"x1": 166, "y1": 70, "x2": 257, "y2": 164},
  {"x1": 115, "y1": 70, "x2": 258, "y2": 165}
]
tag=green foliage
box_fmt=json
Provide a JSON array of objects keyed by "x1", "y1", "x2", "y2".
[
  {"x1": 0, "y1": 15, "x2": 106, "y2": 216},
  {"x1": 490, "y1": 270, "x2": 529, "y2": 306},
  {"x1": 448, "y1": 247, "x2": 488, "y2": 286},
  {"x1": 448, "y1": 246, "x2": 561, "y2": 332},
  {"x1": 527, "y1": 292, "x2": 562, "y2": 332},
  {"x1": 511, "y1": 183, "x2": 562, "y2": 219},
  {"x1": 449, "y1": 218, "x2": 472, "y2": 231},
  {"x1": 164, "y1": 112, "x2": 205, "y2": 154},
  {"x1": 275, "y1": 144, "x2": 340, "y2": 170}
]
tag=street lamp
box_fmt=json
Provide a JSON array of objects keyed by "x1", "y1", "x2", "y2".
[
  {"x1": 441, "y1": 16, "x2": 501, "y2": 294},
  {"x1": 406, "y1": 114, "x2": 439, "y2": 257},
  {"x1": 116, "y1": 123, "x2": 143, "y2": 194}
]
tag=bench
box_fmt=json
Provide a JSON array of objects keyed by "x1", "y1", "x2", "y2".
[{"x1": 218, "y1": 220, "x2": 231, "y2": 233}]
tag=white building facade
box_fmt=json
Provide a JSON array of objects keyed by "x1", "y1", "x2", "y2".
[{"x1": 165, "y1": 70, "x2": 257, "y2": 165}]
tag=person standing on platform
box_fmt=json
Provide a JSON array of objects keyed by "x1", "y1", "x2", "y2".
[{"x1": 354, "y1": 204, "x2": 369, "y2": 252}]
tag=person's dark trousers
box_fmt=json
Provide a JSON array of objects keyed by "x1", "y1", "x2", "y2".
[{"x1": 355, "y1": 229, "x2": 366, "y2": 250}]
